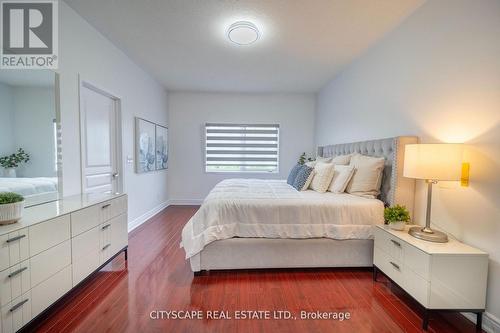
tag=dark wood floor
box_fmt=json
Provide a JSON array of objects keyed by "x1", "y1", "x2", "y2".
[{"x1": 29, "y1": 206, "x2": 482, "y2": 333}]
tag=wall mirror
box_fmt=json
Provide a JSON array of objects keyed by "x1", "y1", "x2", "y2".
[{"x1": 0, "y1": 70, "x2": 61, "y2": 207}]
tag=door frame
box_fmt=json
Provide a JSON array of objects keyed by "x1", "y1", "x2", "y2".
[{"x1": 78, "y1": 76, "x2": 123, "y2": 194}]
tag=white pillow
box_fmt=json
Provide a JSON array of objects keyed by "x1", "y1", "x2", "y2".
[
  {"x1": 328, "y1": 165, "x2": 355, "y2": 193},
  {"x1": 346, "y1": 154, "x2": 385, "y2": 198},
  {"x1": 330, "y1": 154, "x2": 352, "y2": 165},
  {"x1": 309, "y1": 162, "x2": 336, "y2": 193},
  {"x1": 306, "y1": 156, "x2": 332, "y2": 168}
]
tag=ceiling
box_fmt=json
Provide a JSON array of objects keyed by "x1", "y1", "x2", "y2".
[{"x1": 64, "y1": 0, "x2": 424, "y2": 93}]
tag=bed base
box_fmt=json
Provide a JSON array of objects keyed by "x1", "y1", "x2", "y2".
[{"x1": 189, "y1": 238, "x2": 373, "y2": 272}]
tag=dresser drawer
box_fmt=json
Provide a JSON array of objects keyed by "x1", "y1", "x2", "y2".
[
  {"x1": 31, "y1": 265, "x2": 71, "y2": 317},
  {"x1": 29, "y1": 215, "x2": 70, "y2": 257},
  {"x1": 109, "y1": 214, "x2": 128, "y2": 255},
  {"x1": 101, "y1": 196, "x2": 127, "y2": 222},
  {"x1": 402, "y1": 242, "x2": 430, "y2": 280},
  {"x1": 1, "y1": 291, "x2": 32, "y2": 333},
  {"x1": 0, "y1": 230, "x2": 29, "y2": 272},
  {"x1": 374, "y1": 246, "x2": 404, "y2": 286},
  {"x1": 30, "y1": 240, "x2": 71, "y2": 287},
  {"x1": 0, "y1": 260, "x2": 31, "y2": 307},
  {"x1": 403, "y1": 265, "x2": 430, "y2": 307},
  {"x1": 71, "y1": 204, "x2": 102, "y2": 237},
  {"x1": 72, "y1": 226, "x2": 101, "y2": 286}
]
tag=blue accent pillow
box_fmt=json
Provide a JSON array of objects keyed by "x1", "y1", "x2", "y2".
[
  {"x1": 287, "y1": 163, "x2": 302, "y2": 185},
  {"x1": 292, "y1": 165, "x2": 314, "y2": 191}
]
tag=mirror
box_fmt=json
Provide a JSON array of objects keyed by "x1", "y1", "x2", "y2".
[{"x1": 0, "y1": 70, "x2": 60, "y2": 207}]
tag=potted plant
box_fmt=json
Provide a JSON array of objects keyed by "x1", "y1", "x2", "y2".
[
  {"x1": 298, "y1": 152, "x2": 313, "y2": 165},
  {"x1": 0, "y1": 192, "x2": 25, "y2": 225},
  {"x1": 0, "y1": 148, "x2": 30, "y2": 178},
  {"x1": 384, "y1": 205, "x2": 411, "y2": 231}
]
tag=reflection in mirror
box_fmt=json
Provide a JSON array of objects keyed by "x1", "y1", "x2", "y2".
[{"x1": 0, "y1": 70, "x2": 59, "y2": 207}]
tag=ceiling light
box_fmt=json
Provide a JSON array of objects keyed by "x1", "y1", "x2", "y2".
[{"x1": 227, "y1": 21, "x2": 260, "y2": 45}]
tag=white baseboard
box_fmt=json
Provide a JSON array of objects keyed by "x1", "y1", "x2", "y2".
[
  {"x1": 128, "y1": 200, "x2": 170, "y2": 232},
  {"x1": 463, "y1": 312, "x2": 500, "y2": 333},
  {"x1": 168, "y1": 199, "x2": 204, "y2": 205}
]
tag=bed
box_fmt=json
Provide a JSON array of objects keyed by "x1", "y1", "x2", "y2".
[
  {"x1": 0, "y1": 177, "x2": 59, "y2": 206},
  {"x1": 182, "y1": 136, "x2": 418, "y2": 272}
]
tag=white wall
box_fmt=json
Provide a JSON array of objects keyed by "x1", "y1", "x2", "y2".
[
  {"x1": 0, "y1": 83, "x2": 15, "y2": 157},
  {"x1": 58, "y1": 3, "x2": 169, "y2": 228},
  {"x1": 316, "y1": 0, "x2": 500, "y2": 325},
  {"x1": 168, "y1": 92, "x2": 315, "y2": 202}
]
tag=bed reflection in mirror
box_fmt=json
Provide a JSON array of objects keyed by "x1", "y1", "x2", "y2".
[{"x1": 0, "y1": 70, "x2": 60, "y2": 206}]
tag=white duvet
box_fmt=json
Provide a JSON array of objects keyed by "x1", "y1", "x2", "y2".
[
  {"x1": 0, "y1": 177, "x2": 58, "y2": 197},
  {"x1": 181, "y1": 179, "x2": 384, "y2": 259}
]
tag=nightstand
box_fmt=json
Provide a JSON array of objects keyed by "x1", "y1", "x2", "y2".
[{"x1": 373, "y1": 225, "x2": 488, "y2": 330}]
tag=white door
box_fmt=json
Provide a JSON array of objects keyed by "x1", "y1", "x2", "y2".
[{"x1": 80, "y1": 81, "x2": 121, "y2": 194}]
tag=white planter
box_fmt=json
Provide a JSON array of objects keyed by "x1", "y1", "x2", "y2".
[
  {"x1": 3, "y1": 168, "x2": 16, "y2": 178},
  {"x1": 389, "y1": 221, "x2": 406, "y2": 231},
  {"x1": 0, "y1": 201, "x2": 24, "y2": 225}
]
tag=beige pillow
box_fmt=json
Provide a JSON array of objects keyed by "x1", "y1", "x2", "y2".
[
  {"x1": 328, "y1": 165, "x2": 355, "y2": 193},
  {"x1": 346, "y1": 154, "x2": 385, "y2": 198},
  {"x1": 309, "y1": 162, "x2": 336, "y2": 193},
  {"x1": 330, "y1": 154, "x2": 352, "y2": 165}
]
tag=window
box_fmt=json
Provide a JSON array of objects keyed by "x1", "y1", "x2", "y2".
[{"x1": 205, "y1": 123, "x2": 279, "y2": 173}]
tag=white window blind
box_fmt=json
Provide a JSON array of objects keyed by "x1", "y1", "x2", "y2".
[{"x1": 205, "y1": 123, "x2": 279, "y2": 173}]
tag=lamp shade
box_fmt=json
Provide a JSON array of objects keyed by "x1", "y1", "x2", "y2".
[{"x1": 403, "y1": 144, "x2": 463, "y2": 181}]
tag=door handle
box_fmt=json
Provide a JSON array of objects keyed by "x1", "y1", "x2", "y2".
[{"x1": 112, "y1": 173, "x2": 119, "y2": 178}]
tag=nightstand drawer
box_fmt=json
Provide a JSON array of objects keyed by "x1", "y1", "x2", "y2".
[
  {"x1": 374, "y1": 247, "x2": 404, "y2": 286},
  {"x1": 0, "y1": 230, "x2": 29, "y2": 272},
  {"x1": 403, "y1": 265, "x2": 429, "y2": 307},
  {"x1": 374, "y1": 227, "x2": 403, "y2": 262},
  {"x1": 0, "y1": 260, "x2": 31, "y2": 307}
]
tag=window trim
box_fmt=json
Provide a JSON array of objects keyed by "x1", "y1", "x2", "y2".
[{"x1": 204, "y1": 123, "x2": 280, "y2": 174}]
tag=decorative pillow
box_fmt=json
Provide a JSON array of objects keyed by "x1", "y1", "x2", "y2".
[
  {"x1": 292, "y1": 165, "x2": 314, "y2": 191},
  {"x1": 330, "y1": 154, "x2": 352, "y2": 165},
  {"x1": 287, "y1": 163, "x2": 302, "y2": 185},
  {"x1": 328, "y1": 165, "x2": 355, "y2": 193},
  {"x1": 309, "y1": 162, "x2": 336, "y2": 193},
  {"x1": 346, "y1": 154, "x2": 385, "y2": 198}
]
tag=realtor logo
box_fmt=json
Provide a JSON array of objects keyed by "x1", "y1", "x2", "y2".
[{"x1": 1, "y1": 0, "x2": 58, "y2": 69}]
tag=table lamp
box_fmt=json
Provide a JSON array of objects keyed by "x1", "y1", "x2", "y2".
[{"x1": 403, "y1": 143, "x2": 464, "y2": 243}]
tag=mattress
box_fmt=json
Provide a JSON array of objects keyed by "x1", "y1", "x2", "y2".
[
  {"x1": 181, "y1": 179, "x2": 384, "y2": 259},
  {"x1": 0, "y1": 177, "x2": 58, "y2": 197}
]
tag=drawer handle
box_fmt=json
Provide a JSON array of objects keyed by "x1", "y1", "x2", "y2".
[
  {"x1": 102, "y1": 244, "x2": 111, "y2": 250},
  {"x1": 101, "y1": 204, "x2": 111, "y2": 209},
  {"x1": 390, "y1": 239, "x2": 401, "y2": 247},
  {"x1": 6, "y1": 234, "x2": 26, "y2": 243},
  {"x1": 102, "y1": 224, "x2": 111, "y2": 230},
  {"x1": 9, "y1": 299, "x2": 29, "y2": 312},
  {"x1": 8, "y1": 267, "x2": 28, "y2": 278},
  {"x1": 390, "y1": 261, "x2": 400, "y2": 270}
]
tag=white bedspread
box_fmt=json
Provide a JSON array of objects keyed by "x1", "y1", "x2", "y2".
[
  {"x1": 181, "y1": 179, "x2": 384, "y2": 259},
  {"x1": 0, "y1": 177, "x2": 58, "y2": 197}
]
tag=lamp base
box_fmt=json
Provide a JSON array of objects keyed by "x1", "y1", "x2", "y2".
[{"x1": 408, "y1": 226, "x2": 448, "y2": 243}]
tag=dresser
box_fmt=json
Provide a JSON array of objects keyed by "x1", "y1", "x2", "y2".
[
  {"x1": 0, "y1": 193, "x2": 128, "y2": 333},
  {"x1": 373, "y1": 225, "x2": 488, "y2": 330}
]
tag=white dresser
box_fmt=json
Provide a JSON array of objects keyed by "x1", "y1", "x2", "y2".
[
  {"x1": 373, "y1": 225, "x2": 488, "y2": 330},
  {"x1": 0, "y1": 193, "x2": 128, "y2": 333}
]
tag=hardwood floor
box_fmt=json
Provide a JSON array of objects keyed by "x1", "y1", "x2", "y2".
[{"x1": 29, "y1": 206, "x2": 482, "y2": 333}]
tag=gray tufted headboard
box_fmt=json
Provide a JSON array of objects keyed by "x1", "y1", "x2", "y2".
[{"x1": 317, "y1": 136, "x2": 418, "y2": 217}]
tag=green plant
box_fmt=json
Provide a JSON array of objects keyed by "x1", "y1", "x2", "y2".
[
  {"x1": 298, "y1": 152, "x2": 314, "y2": 165},
  {"x1": 384, "y1": 205, "x2": 411, "y2": 224},
  {"x1": 0, "y1": 148, "x2": 30, "y2": 168},
  {"x1": 0, "y1": 192, "x2": 24, "y2": 205}
]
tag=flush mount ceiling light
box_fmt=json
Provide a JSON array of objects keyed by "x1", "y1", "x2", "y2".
[{"x1": 227, "y1": 21, "x2": 260, "y2": 45}]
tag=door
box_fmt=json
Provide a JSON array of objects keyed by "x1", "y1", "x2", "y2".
[{"x1": 80, "y1": 81, "x2": 122, "y2": 194}]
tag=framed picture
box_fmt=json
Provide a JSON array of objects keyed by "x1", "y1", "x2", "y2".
[
  {"x1": 135, "y1": 118, "x2": 156, "y2": 173},
  {"x1": 155, "y1": 124, "x2": 168, "y2": 170}
]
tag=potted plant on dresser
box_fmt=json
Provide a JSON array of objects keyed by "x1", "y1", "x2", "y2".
[
  {"x1": 0, "y1": 192, "x2": 25, "y2": 225},
  {"x1": 384, "y1": 204, "x2": 410, "y2": 231},
  {"x1": 0, "y1": 148, "x2": 30, "y2": 178}
]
